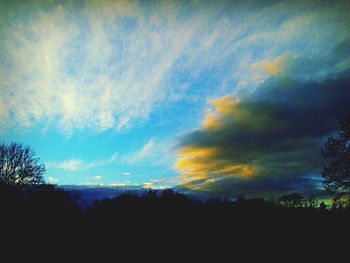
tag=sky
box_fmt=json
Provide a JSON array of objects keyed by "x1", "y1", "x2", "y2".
[{"x1": 1, "y1": 0, "x2": 350, "y2": 198}]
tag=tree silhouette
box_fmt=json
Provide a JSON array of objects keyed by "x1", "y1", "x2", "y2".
[
  {"x1": 278, "y1": 192, "x2": 305, "y2": 207},
  {"x1": 307, "y1": 196, "x2": 318, "y2": 208},
  {"x1": 0, "y1": 142, "x2": 45, "y2": 186},
  {"x1": 322, "y1": 115, "x2": 350, "y2": 197},
  {"x1": 319, "y1": 201, "x2": 327, "y2": 210}
]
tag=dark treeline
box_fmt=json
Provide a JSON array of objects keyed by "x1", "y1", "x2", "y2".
[{"x1": 1, "y1": 184, "x2": 350, "y2": 259}]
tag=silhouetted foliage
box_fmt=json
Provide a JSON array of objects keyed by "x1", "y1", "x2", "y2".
[
  {"x1": 0, "y1": 142, "x2": 45, "y2": 186},
  {"x1": 319, "y1": 201, "x2": 327, "y2": 210},
  {"x1": 307, "y1": 196, "x2": 318, "y2": 208},
  {"x1": 0, "y1": 143, "x2": 349, "y2": 259},
  {"x1": 278, "y1": 192, "x2": 305, "y2": 207},
  {"x1": 2, "y1": 185, "x2": 350, "y2": 260},
  {"x1": 322, "y1": 115, "x2": 350, "y2": 198}
]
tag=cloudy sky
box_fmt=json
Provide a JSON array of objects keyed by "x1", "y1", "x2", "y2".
[{"x1": 1, "y1": 0, "x2": 350, "y2": 197}]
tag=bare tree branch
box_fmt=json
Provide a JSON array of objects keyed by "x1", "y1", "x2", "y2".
[{"x1": 0, "y1": 143, "x2": 45, "y2": 186}]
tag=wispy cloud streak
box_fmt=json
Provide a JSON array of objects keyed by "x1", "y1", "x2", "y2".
[
  {"x1": 47, "y1": 154, "x2": 117, "y2": 171},
  {"x1": 2, "y1": 0, "x2": 348, "y2": 135}
]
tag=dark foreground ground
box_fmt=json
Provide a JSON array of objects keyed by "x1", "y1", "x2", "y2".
[{"x1": 1, "y1": 184, "x2": 349, "y2": 260}]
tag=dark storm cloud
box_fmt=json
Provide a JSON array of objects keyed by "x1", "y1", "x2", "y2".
[
  {"x1": 176, "y1": 68, "x2": 350, "y2": 196},
  {"x1": 182, "y1": 70, "x2": 350, "y2": 155},
  {"x1": 180, "y1": 175, "x2": 324, "y2": 199}
]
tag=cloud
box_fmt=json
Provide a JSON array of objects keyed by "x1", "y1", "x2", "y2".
[
  {"x1": 176, "y1": 66, "x2": 350, "y2": 196},
  {"x1": 47, "y1": 159, "x2": 97, "y2": 171},
  {"x1": 251, "y1": 41, "x2": 350, "y2": 83},
  {"x1": 122, "y1": 138, "x2": 155, "y2": 164},
  {"x1": 47, "y1": 154, "x2": 116, "y2": 171},
  {"x1": 142, "y1": 180, "x2": 171, "y2": 190},
  {"x1": 1, "y1": 0, "x2": 349, "y2": 135},
  {"x1": 109, "y1": 183, "x2": 128, "y2": 187},
  {"x1": 177, "y1": 174, "x2": 325, "y2": 199},
  {"x1": 176, "y1": 145, "x2": 257, "y2": 184},
  {"x1": 94, "y1": 176, "x2": 102, "y2": 179},
  {"x1": 0, "y1": 0, "x2": 212, "y2": 134},
  {"x1": 47, "y1": 177, "x2": 59, "y2": 185},
  {"x1": 1, "y1": 0, "x2": 350, "y2": 194},
  {"x1": 253, "y1": 55, "x2": 288, "y2": 76},
  {"x1": 122, "y1": 137, "x2": 175, "y2": 166}
]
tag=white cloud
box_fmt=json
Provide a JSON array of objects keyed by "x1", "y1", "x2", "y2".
[
  {"x1": 82, "y1": 182, "x2": 104, "y2": 187},
  {"x1": 109, "y1": 183, "x2": 128, "y2": 187},
  {"x1": 0, "y1": 1, "x2": 210, "y2": 134},
  {"x1": 110, "y1": 153, "x2": 118, "y2": 162},
  {"x1": 142, "y1": 182, "x2": 156, "y2": 189},
  {"x1": 47, "y1": 154, "x2": 116, "y2": 171},
  {"x1": 47, "y1": 159, "x2": 94, "y2": 171},
  {"x1": 94, "y1": 175, "x2": 102, "y2": 179},
  {"x1": 142, "y1": 177, "x2": 183, "y2": 189},
  {"x1": 47, "y1": 177, "x2": 59, "y2": 185},
  {"x1": 123, "y1": 138, "x2": 155, "y2": 164},
  {"x1": 122, "y1": 137, "x2": 176, "y2": 167},
  {"x1": 1, "y1": 0, "x2": 348, "y2": 135}
]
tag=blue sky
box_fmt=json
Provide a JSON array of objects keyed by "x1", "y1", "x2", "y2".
[{"x1": 1, "y1": 0, "x2": 350, "y2": 196}]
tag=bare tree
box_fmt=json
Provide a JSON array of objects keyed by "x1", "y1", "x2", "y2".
[{"x1": 0, "y1": 142, "x2": 45, "y2": 186}]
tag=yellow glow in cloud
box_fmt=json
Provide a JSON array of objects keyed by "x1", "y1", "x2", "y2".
[
  {"x1": 202, "y1": 111, "x2": 221, "y2": 129},
  {"x1": 176, "y1": 145, "x2": 258, "y2": 189},
  {"x1": 177, "y1": 146, "x2": 217, "y2": 158},
  {"x1": 176, "y1": 95, "x2": 260, "y2": 190},
  {"x1": 214, "y1": 165, "x2": 257, "y2": 177},
  {"x1": 210, "y1": 96, "x2": 238, "y2": 116},
  {"x1": 176, "y1": 147, "x2": 218, "y2": 181},
  {"x1": 259, "y1": 57, "x2": 283, "y2": 75},
  {"x1": 255, "y1": 53, "x2": 293, "y2": 76},
  {"x1": 176, "y1": 160, "x2": 214, "y2": 180},
  {"x1": 202, "y1": 96, "x2": 241, "y2": 129},
  {"x1": 62, "y1": 92, "x2": 77, "y2": 116}
]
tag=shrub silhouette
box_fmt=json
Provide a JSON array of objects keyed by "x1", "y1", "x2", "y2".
[{"x1": 278, "y1": 192, "x2": 305, "y2": 207}]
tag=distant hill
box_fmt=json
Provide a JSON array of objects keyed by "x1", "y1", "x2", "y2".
[
  {"x1": 61, "y1": 185, "x2": 150, "y2": 208},
  {"x1": 61, "y1": 185, "x2": 209, "y2": 208}
]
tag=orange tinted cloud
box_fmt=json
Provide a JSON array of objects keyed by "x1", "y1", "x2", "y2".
[
  {"x1": 259, "y1": 57, "x2": 283, "y2": 75},
  {"x1": 176, "y1": 146, "x2": 218, "y2": 181},
  {"x1": 202, "y1": 96, "x2": 243, "y2": 129},
  {"x1": 177, "y1": 146, "x2": 217, "y2": 159},
  {"x1": 210, "y1": 96, "x2": 238, "y2": 116},
  {"x1": 176, "y1": 135, "x2": 258, "y2": 190},
  {"x1": 202, "y1": 112, "x2": 221, "y2": 129},
  {"x1": 214, "y1": 165, "x2": 257, "y2": 177},
  {"x1": 254, "y1": 53, "x2": 292, "y2": 76}
]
